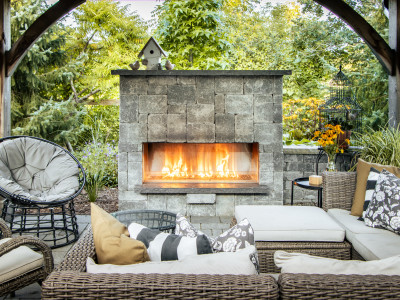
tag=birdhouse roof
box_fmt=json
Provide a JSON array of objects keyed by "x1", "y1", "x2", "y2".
[{"x1": 138, "y1": 37, "x2": 168, "y2": 58}]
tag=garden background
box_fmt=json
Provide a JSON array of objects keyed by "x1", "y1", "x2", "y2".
[{"x1": 10, "y1": 0, "x2": 392, "y2": 199}]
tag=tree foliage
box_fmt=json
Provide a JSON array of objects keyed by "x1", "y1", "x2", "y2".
[
  {"x1": 155, "y1": 0, "x2": 231, "y2": 69},
  {"x1": 11, "y1": 0, "x2": 77, "y2": 128},
  {"x1": 69, "y1": 0, "x2": 149, "y2": 99}
]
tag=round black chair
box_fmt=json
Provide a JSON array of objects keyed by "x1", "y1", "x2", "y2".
[{"x1": 0, "y1": 136, "x2": 85, "y2": 248}]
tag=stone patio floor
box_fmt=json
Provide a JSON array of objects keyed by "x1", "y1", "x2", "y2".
[{"x1": 1, "y1": 214, "x2": 232, "y2": 299}]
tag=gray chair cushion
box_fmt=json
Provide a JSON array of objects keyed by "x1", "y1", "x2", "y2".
[{"x1": 0, "y1": 138, "x2": 79, "y2": 202}]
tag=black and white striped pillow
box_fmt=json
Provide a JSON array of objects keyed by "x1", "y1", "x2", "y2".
[
  {"x1": 128, "y1": 223, "x2": 212, "y2": 261},
  {"x1": 360, "y1": 167, "x2": 381, "y2": 221}
]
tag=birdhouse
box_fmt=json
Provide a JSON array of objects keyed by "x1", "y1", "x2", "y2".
[{"x1": 138, "y1": 37, "x2": 167, "y2": 70}]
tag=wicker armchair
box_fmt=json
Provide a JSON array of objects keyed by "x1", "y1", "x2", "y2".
[
  {"x1": 0, "y1": 218, "x2": 54, "y2": 297},
  {"x1": 278, "y1": 171, "x2": 400, "y2": 299},
  {"x1": 42, "y1": 227, "x2": 278, "y2": 300}
]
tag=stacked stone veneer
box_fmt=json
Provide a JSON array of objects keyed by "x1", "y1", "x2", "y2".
[{"x1": 114, "y1": 70, "x2": 291, "y2": 216}]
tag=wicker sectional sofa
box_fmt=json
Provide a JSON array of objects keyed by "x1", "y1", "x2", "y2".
[
  {"x1": 278, "y1": 171, "x2": 400, "y2": 299},
  {"x1": 42, "y1": 171, "x2": 400, "y2": 299}
]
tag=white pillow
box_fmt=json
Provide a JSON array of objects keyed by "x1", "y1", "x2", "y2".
[
  {"x1": 274, "y1": 250, "x2": 400, "y2": 275},
  {"x1": 87, "y1": 245, "x2": 258, "y2": 275}
]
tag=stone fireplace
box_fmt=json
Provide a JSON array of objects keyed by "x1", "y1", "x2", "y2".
[{"x1": 112, "y1": 70, "x2": 291, "y2": 216}]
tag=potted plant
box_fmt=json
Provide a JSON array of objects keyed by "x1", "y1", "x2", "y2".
[{"x1": 313, "y1": 124, "x2": 349, "y2": 171}]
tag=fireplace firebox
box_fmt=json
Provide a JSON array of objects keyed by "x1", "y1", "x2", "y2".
[{"x1": 143, "y1": 143, "x2": 259, "y2": 183}]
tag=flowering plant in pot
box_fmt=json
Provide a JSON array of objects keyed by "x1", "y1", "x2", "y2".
[{"x1": 313, "y1": 124, "x2": 350, "y2": 171}]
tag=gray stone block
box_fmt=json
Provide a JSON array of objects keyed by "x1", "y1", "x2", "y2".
[
  {"x1": 215, "y1": 76, "x2": 243, "y2": 94},
  {"x1": 168, "y1": 104, "x2": 186, "y2": 114},
  {"x1": 148, "y1": 85, "x2": 167, "y2": 95},
  {"x1": 128, "y1": 161, "x2": 142, "y2": 188},
  {"x1": 139, "y1": 95, "x2": 167, "y2": 114},
  {"x1": 168, "y1": 85, "x2": 196, "y2": 105},
  {"x1": 147, "y1": 195, "x2": 167, "y2": 210},
  {"x1": 167, "y1": 114, "x2": 186, "y2": 142},
  {"x1": 187, "y1": 194, "x2": 216, "y2": 204},
  {"x1": 120, "y1": 77, "x2": 148, "y2": 94},
  {"x1": 215, "y1": 114, "x2": 235, "y2": 142},
  {"x1": 273, "y1": 76, "x2": 283, "y2": 95},
  {"x1": 139, "y1": 114, "x2": 148, "y2": 124},
  {"x1": 254, "y1": 194, "x2": 275, "y2": 204},
  {"x1": 254, "y1": 95, "x2": 273, "y2": 123},
  {"x1": 216, "y1": 195, "x2": 235, "y2": 216},
  {"x1": 273, "y1": 104, "x2": 282, "y2": 123},
  {"x1": 120, "y1": 94, "x2": 138, "y2": 123},
  {"x1": 235, "y1": 114, "x2": 254, "y2": 142},
  {"x1": 187, "y1": 104, "x2": 214, "y2": 124},
  {"x1": 128, "y1": 123, "x2": 147, "y2": 144},
  {"x1": 284, "y1": 154, "x2": 304, "y2": 163},
  {"x1": 178, "y1": 76, "x2": 196, "y2": 85},
  {"x1": 273, "y1": 93, "x2": 283, "y2": 104},
  {"x1": 262, "y1": 143, "x2": 283, "y2": 153},
  {"x1": 234, "y1": 195, "x2": 254, "y2": 206},
  {"x1": 274, "y1": 152, "x2": 284, "y2": 171},
  {"x1": 254, "y1": 124, "x2": 275, "y2": 143},
  {"x1": 166, "y1": 195, "x2": 187, "y2": 215},
  {"x1": 260, "y1": 152, "x2": 274, "y2": 164},
  {"x1": 244, "y1": 77, "x2": 274, "y2": 94},
  {"x1": 187, "y1": 124, "x2": 215, "y2": 142},
  {"x1": 118, "y1": 143, "x2": 142, "y2": 152},
  {"x1": 284, "y1": 171, "x2": 304, "y2": 181},
  {"x1": 259, "y1": 171, "x2": 274, "y2": 185},
  {"x1": 118, "y1": 152, "x2": 128, "y2": 172},
  {"x1": 119, "y1": 190, "x2": 147, "y2": 201},
  {"x1": 187, "y1": 204, "x2": 216, "y2": 216},
  {"x1": 119, "y1": 200, "x2": 147, "y2": 211},
  {"x1": 226, "y1": 95, "x2": 253, "y2": 115},
  {"x1": 128, "y1": 151, "x2": 142, "y2": 162},
  {"x1": 148, "y1": 114, "x2": 167, "y2": 142},
  {"x1": 118, "y1": 171, "x2": 127, "y2": 190},
  {"x1": 215, "y1": 94, "x2": 225, "y2": 113},
  {"x1": 148, "y1": 76, "x2": 177, "y2": 86},
  {"x1": 196, "y1": 77, "x2": 215, "y2": 104}
]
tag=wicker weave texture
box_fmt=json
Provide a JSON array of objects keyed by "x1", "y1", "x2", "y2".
[
  {"x1": 0, "y1": 234, "x2": 54, "y2": 297},
  {"x1": 279, "y1": 273, "x2": 400, "y2": 299},
  {"x1": 322, "y1": 171, "x2": 356, "y2": 211},
  {"x1": 43, "y1": 272, "x2": 278, "y2": 300},
  {"x1": 0, "y1": 218, "x2": 11, "y2": 238},
  {"x1": 44, "y1": 226, "x2": 279, "y2": 300},
  {"x1": 256, "y1": 241, "x2": 351, "y2": 273}
]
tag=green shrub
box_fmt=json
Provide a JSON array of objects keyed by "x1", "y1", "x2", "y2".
[
  {"x1": 76, "y1": 141, "x2": 118, "y2": 202},
  {"x1": 354, "y1": 126, "x2": 400, "y2": 167},
  {"x1": 283, "y1": 97, "x2": 324, "y2": 141}
]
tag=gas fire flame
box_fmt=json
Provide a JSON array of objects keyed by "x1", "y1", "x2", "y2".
[{"x1": 161, "y1": 153, "x2": 238, "y2": 180}]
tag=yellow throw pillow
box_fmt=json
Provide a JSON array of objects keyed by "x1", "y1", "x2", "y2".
[
  {"x1": 90, "y1": 203, "x2": 150, "y2": 265},
  {"x1": 351, "y1": 158, "x2": 400, "y2": 216}
]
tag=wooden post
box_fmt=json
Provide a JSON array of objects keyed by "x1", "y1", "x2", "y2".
[
  {"x1": 388, "y1": 0, "x2": 400, "y2": 128},
  {"x1": 0, "y1": 0, "x2": 10, "y2": 137}
]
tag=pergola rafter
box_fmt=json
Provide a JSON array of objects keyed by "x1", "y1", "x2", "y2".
[{"x1": 0, "y1": 0, "x2": 399, "y2": 137}]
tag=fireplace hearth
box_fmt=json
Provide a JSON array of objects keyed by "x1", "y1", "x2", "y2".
[{"x1": 113, "y1": 70, "x2": 291, "y2": 216}]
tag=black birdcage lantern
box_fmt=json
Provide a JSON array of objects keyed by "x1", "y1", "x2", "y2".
[{"x1": 319, "y1": 66, "x2": 362, "y2": 133}]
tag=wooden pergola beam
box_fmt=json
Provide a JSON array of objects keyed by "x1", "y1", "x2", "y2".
[
  {"x1": 315, "y1": 0, "x2": 394, "y2": 75},
  {"x1": 6, "y1": 0, "x2": 85, "y2": 77}
]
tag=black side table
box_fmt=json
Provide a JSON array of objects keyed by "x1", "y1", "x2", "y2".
[{"x1": 291, "y1": 177, "x2": 323, "y2": 208}]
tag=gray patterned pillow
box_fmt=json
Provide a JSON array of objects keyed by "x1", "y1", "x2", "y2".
[
  {"x1": 212, "y1": 218, "x2": 255, "y2": 252},
  {"x1": 364, "y1": 169, "x2": 400, "y2": 234}
]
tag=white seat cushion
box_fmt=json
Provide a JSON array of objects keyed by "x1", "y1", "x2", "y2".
[
  {"x1": 327, "y1": 209, "x2": 387, "y2": 242},
  {"x1": 328, "y1": 209, "x2": 400, "y2": 260},
  {"x1": 87, "y1": 245, "x2": 258, "y2": 275},
  {"x1": 351, "y1": 232, "x2": 400, "y2": 261},
  {"x1": 0, "y1": 238, "x2": 44, "y2": 283},
  {"x1": 235, "y1": 205, "x2": 345, "y2": 242},
  {"x1": 274, "y1": 250, "x2": 400, "y2": 275}
]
